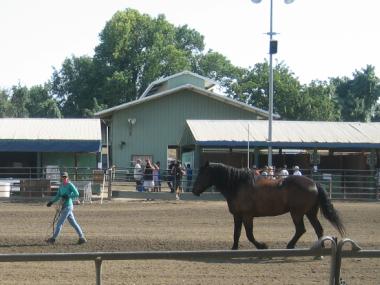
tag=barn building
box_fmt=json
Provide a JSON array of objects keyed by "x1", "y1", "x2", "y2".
[{"x1": 95, "y1": 71, "x2": 270, "y2": 169}]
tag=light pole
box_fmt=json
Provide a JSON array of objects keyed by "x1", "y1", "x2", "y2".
[{"x1": 251, "y1": 0, "x2": 294, "y2": 167}]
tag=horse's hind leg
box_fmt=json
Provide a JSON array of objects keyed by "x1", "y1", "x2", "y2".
[
  {"x1": 287, "y1": 212, "x2": 306, "y2": 249},
  {"x1": 306, "y1": 208, "x2": 324, "y2": 240},
  {"x1": 243, "y1": 217, "x2": 268, "y2": 249},
  {"x1": 232, "y1": 215, "x2": 243, "y2": 250},
  {"x1": 307, "y1": 208, "x2": 325, "y2": 260}
]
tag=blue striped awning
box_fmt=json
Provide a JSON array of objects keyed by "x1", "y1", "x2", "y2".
[{"x1": 0, "y1": 140, "x2": 100, "y2": 152}]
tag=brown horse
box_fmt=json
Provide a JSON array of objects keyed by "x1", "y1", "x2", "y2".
[{"x1": 192, "y1": 162, "x2": 345, "y2": 250}]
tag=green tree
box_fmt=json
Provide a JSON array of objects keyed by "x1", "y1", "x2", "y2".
[
  {"x1": 9, "y1": 84, "x2": 29, "y2": 117},
  {"x1": 0, "y1": 89, "x2": 12, "y2": 117},
  {"x1": 94, "y1": 9, "x2": 205, "y2": 105},
  {"x1": 230, "y1": 61, "x2": 303, "y2": 120},
  {"x1": 83, "y1": 97, "x2": 107, "y2": 118},
  {"x1": 333, "y1": 65, "x2": 380, "y2": 122},
  {"x1": 230, "y1": 61, "x2": 340, "y2": 121},
  {"x1": 193, "y1": 50, "x2": 244, "y2": 93},
  {"x1": 27, "y1": 84, "x2": 61, "y2": 118},
  {"x1": 372, "y1": 103, "x2": 380, "y2": 122},
  {"x1": 51, "y1": 56, "x2": 102, "y2": 117},
  {"x1": 299, "y1": 80, "x2": 340, "y2": 121}
]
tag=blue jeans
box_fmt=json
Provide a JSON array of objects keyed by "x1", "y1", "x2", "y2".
[{"x1": 53, "y1": 205, "x2": 84, "y2": 239}]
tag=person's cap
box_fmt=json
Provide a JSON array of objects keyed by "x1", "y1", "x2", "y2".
[
  {"x1": 61, "y1": 172, "x2": 69, "y2": 177},
  {"x1": 294, "y1": 166, "x2": 299, "y2": 170}
]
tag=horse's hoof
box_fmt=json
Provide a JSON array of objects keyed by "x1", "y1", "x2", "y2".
[
  {"x1": 314, "y1": 255, "x2": 324, "y2": 260},
  {"x1": 257, "y1": 243, "x2": 268, "y2": 249},
  {"x1": 231, "y1": 246, "x2": 238, "y2": 250}
]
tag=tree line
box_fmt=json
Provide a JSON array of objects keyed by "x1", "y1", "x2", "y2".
[{"x1": 1, "y1": 9, "x2": 380, "y2": 122}]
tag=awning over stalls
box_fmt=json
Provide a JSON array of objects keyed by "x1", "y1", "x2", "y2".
[
  {"x1": 181, "y1": 120, "x2": 380, "y2": 149},
  {"x1": 0, "y1": 118, "x2": 101, "y2": 152}
]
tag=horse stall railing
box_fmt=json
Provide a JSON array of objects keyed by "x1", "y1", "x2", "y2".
[
  {"x1": 308, "y1": 169, "x2": 378, "y2": 200},
  {"x1": 0, "y1": 236, "x2": 338, "y2": 285},
  {"x1": 0, "y1": 167, "x2": 106, "y2": 201},
  {"x1": 106, "y1": 166, "x2": 379, "y2": 201},
  {"x1": 2, "y1": 166, "x2": 377, "y2": 201},
  {"x1": 109, "y1": 166, "x2": 137, "y2": 192},
  {"x1": 109, "y1": 166, "x2": 194, "y2": 194}
]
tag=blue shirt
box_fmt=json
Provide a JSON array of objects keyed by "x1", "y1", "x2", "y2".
[{"x1": 50, "y1": 181, "x2": 79, "y2": 207}]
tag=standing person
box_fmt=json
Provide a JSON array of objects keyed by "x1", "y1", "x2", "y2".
[
  {"x1": 279, "y1": 165, "x2": 289, "y2": 178},
  {"x1": 143, "y1": 159, "x2": 155, "y2": 192},
  {"x1": 134, "y1": 159, "x2": 143, "y2": 192},
  {"x1": 172, "y1": 161, "x2": 186, "y2": 200},
  {"x1": 153, "y1": 161, "x2": 161, "y2": 192},
  {"x1": 251, "y1": 165, "x2": 261, "y2": 177},
  {"x1": 261, "y1": 165, "x2": 269, "y2": 179},
  {"x1": 185, "y1": 163, "x2": 193, "y2": 192},
  {"x1": 46, "y1": 172, "x2": 86, "y2": 244},
  {"x1": 167, "y1": 160, "x2": 175, "y2": 193},
  {"x1": 293, "y1": 165, "x2": 302, "y2": 176},
  {"x1": 268, "y1": 166, "x2": 275, "y2": 179}
]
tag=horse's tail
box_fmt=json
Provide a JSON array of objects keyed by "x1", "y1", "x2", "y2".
[{"x1": 316, "y1": 183, "x2": 346, "y2": 237}]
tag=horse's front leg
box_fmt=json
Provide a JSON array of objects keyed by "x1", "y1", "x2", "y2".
[
  {"x1": 232, "y1": 215, "x2": 243, "y2": 250},
  {"x1": 243, "y1": 217, "x2": 268, "y2": 249}
]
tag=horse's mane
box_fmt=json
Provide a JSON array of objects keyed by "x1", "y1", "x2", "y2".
[{"x1": 209, "y1": 163, "x2": 253, "y2": 197}]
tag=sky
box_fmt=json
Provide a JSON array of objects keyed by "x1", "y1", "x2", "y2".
[{"x1": 1, "y1": 0, "x2": 379, "y2": 89}]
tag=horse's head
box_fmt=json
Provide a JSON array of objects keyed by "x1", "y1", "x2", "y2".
[{"x1": 192, "y1": 161, "x2": 213, "y2": 196}]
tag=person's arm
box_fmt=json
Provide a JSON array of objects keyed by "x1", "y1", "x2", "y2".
[
  {"x1": 51, "y1": 192, "x2": 60, "y2": 203},
  {"x1": 68, "y1": 182, "x2": 80, "y2": 199},
  {"x1": 47, "y1": 187, "x2": 62, "y2": 206}
]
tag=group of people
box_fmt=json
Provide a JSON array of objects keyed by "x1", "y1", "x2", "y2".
[
  {"x1": 252, "y1": 164, "x2": 302, "y2": 179},
  {"x1": 133, "y1": 159, "x2": 193, "y2": 200},
  {"x1": 133, "y1": 159, "x2": 162, "y2": 192}
]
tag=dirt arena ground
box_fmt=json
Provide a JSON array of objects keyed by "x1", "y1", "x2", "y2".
[{"x1": 0, "y1": 198, "x2": 379, "y2": 284}]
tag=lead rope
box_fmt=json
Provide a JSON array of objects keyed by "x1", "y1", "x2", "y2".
[{"x1": 45, "y1": 201, "x2": 63, "y2": 240}]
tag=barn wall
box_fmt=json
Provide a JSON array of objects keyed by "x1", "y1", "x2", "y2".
[
  {"x1": 110, "y1": 90, "x2": 261, "y2": 168},
  {"x1": 41, "y1": 152, "x2": 97, "y2": 168}
]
